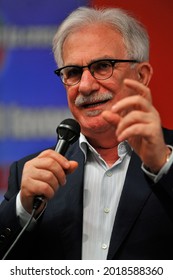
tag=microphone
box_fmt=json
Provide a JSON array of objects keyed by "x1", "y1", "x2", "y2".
[
  {"x1": 55, "y1": 118, "x2": 81, "y2": 155},
  {"x1": 33, "y1": 118, "x2": 80, "y2": 209}
]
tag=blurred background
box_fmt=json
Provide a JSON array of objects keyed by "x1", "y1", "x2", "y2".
[{"x1": 0, "y1": 0, "x2": 173, "y2": 201}]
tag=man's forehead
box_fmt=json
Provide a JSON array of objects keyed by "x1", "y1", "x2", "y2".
[{"x1": 62, "y1": 26, "x2": 125, "y2": 65}]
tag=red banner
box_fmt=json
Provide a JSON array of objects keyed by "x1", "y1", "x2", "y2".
[{"x1": 91, "y1": 0, "x2": 173, "y2": 129}]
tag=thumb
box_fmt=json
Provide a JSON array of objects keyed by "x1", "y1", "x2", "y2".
[
  {"x1": 102, "y1": 110, "x2": 121, "y2": 126},
  {"x1": 66, "y1": 160, "x2": 78, "y2": 174}
]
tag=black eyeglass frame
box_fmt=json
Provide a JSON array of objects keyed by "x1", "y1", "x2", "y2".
[{"x1": 54, "y1": 58, "x2": 139, "y2": 86}]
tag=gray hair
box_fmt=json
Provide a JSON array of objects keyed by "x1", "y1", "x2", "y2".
[{"x1": 53, "y1": 6, "x2": 149, "y2": 67}]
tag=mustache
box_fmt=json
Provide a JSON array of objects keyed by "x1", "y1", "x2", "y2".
[{"x1": 75, "y1": 92, "x2": 113, "y2": 107}]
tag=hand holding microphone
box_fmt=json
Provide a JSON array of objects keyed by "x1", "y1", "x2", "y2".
[
  {"x1": 2, "y1": 119, "x2": 80, "y2": 260},
  {"x1": 20, "y1": 119, "x2": 80, "y2": 214}
]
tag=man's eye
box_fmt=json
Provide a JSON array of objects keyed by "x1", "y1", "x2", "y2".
[
  {"x1": 66, "y1": 67, "x2": 81, "y2": 78},
  {"x1": 95, "y1": 62, "x2": 111, "y2": 71}
]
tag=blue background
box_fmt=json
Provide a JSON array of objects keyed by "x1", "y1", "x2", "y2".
[{"x1": 0, "y1": 0, "x2": 89, "y2": 200}]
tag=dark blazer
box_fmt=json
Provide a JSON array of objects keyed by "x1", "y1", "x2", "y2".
[{"x1": 0, "y1": 128, "x2": 173, "y2": 260}]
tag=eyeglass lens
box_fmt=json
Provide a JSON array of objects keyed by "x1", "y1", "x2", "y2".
[{"x1": 61, "y1": 60, "x2": 113, "y2": 85}]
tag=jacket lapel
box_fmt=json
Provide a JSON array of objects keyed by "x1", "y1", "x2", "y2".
[
  {"x1": 107, "y1": 151, "x2": 152, "y2": 259},
  {"x1": 61, "y1": 142, "x2": 85, "y2": 259}
]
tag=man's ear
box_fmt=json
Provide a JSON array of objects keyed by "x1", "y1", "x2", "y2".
[{"x1": 136, "y1": 62, "x2": 153, "y2": 86}]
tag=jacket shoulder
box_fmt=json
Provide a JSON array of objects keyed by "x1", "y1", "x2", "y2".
[{"x1": 163, "y1": 127, "x2": 173, "y2": 145}]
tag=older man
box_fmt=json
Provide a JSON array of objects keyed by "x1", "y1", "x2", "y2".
[{"x1": 0, "y1": 7, "x2": 173, "y2": 260}]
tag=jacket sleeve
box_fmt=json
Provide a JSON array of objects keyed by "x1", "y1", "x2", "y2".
[
  {"x1": 0, "y1": 161, "x2": 24, "y2": 258},
  {"x1": 0, "y1": 151, "x2": 41, "y2": 259},
  {"x1": 146, "y1": 156, "x2": 173, "y2": 222}
]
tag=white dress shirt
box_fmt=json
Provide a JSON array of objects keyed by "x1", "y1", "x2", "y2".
[{"x1": 79, "y1": 134, "x2": 132, "y2": 260}]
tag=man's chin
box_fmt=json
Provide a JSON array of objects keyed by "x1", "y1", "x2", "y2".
[{"x1": 80, "y1": 114, "x2": 112, "y2": 134}]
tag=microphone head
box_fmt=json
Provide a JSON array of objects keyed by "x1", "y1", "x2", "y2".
[{"x1": 56, "y1": 118, "x2": 81, "y2": 144}]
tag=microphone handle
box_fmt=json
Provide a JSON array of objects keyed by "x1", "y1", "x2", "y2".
[{"x1": 55, "y1": 139, "x2": 69, "y2": 155}]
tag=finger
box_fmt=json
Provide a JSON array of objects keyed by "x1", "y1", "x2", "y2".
[
  {"x1": 117, "y1": 122, "x2": 151, "y2": 142},
  {"x1": 123, "y1": 79, "x2": 152, "y2": 102},
  {"x1": 38, "y1": 149, "x2": 70, "y2": 169},
  {"x1": 20, "y1": 178, "x2": 55, "y2": 213},
  {"x1": 116, "y1": 111, "x2": 156, "y2": 141},
  {"x1": 66, "y1": 161, "x2": 79, "y2": 174},
  {"x1": 22, "y1": 178, "x2": 56, "y2": 199},
  {"x1": 102, "y1": 110, "x2": 121, "y2": 126},
  {"x1": 34, "y1": 167, "x2": 66, "y2": 187},
  {"x1": 112, "y1": 94, "x2": 152, "y2": 115},
  {"x1": 24, "y1": 157, "x2": 67, "y2": 185},
  {"x1": 22, "y1": 160, "x2": 67, "y2": 200}
]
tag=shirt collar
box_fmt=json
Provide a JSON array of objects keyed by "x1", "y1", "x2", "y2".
[{"x1": 79, "y1": 133, "x2": 132, "y2": 163}]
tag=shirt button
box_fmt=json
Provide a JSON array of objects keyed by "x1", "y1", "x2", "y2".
[
  {"x1": 106, "y1": 171, "x2": 112, "y2": 177},
  {"x1": 104, "y1": 207, "x2": 110, "y2": 213},
  {"x1": 101, "y1": 243, "x2": 108, "y2": 250}
]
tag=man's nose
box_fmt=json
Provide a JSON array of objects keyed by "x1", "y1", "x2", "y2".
[{"x1": 78, "y1": 69, "x2": 100, "y2": 95}]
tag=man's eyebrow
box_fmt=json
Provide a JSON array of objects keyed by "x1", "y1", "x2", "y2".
[
  {"x1": 88, "y1": 56, "x2": 115, "y2": 64},
  {"x1": 63, "y1": 56, "x2": 114, "y2": 67}
]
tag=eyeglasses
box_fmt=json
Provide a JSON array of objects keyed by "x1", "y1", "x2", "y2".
[{"x1": 54, "y1": 59, "x2": 139, "y2": 86}]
